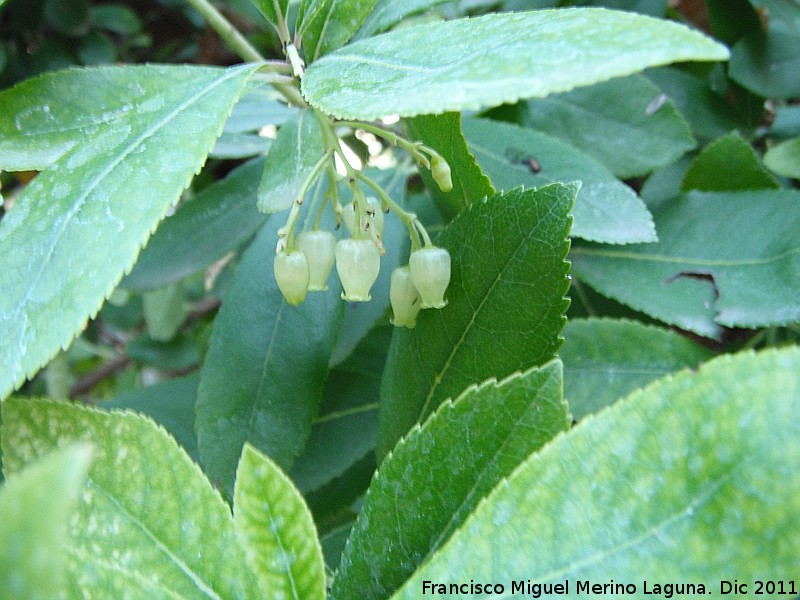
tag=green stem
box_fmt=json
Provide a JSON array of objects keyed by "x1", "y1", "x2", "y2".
[
  {"x1": 356, "y1": 171, "x2": 423, "y2": 251},
  {"x1": 184, "y1": 0, "x2": 308, "y2": 107},
  {"x1": 279, "y1": 150, "x2": 333, "y2": 250},
  {"x1": 335, "y1": 120, "x2": 431, "y2": 168}
]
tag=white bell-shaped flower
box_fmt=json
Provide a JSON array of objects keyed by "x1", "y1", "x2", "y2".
[
  {"x1": 274, "y1": 251, "x2": 310, "y2": 306},
  {"x1": 390, "y1": 266, "x2": 422, "y2": 328},
  {"x1": 342, "y1": 196, "x2": 384, "y2": 238},
  {"x1": 409, "y1": 246, "x2": 450, "y2": 309},
  {"x1": 336, "y1": 239, "x2": 380, "y2": 302},
  {"x1": 297, "y1": 230, "x2": 336, "y2": 291}
]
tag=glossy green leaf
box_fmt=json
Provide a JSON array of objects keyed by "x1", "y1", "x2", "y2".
[
  {"x1": 507, "y1": 74, "x2": 696, "y2": 178},
  {"x1": 333, "y1": 361, "x2": 568, "y2": 600},
  {"x1": 377, "y1": 183, "x2": 574, "y2": 457},
  {"x1": 122, "y1": 158, "x2": 266, "y2": 292},
  {"x1": 223, "y1": 86, "x2": 293, "y2": 134},
  {"x1": 764, "y1": 136, "x2": 800, "y2": 179},
  {"x1": 571, "y1": 190, "x2": 800, "y2": 337},
  {"x1": 645, "y1": 67, "x2": 751, "y2": 142},
  {"x1": 234, "y1": 444, "x2": 325, "y2": 600},
  {"x1": 103, "y1": 374, "x2": 200, "y2": 462},
  {"x1": 404, "y1": 113, "x2": 494, "y2": 220},
  {"x1": 249, "y1": 0, "x2": 289, "y2": 34},
  {"x1": 0, "y1": 444, "x2": 92, "y2": 600},
  {"x1": 681, "y1": 132, "x2": 779, "y2": 192},
  {"x1": 464, "y1": 118, "x2": 655, "y2": 244},
  {"x1": 561, "y1": 318, "x2": 712, "y2": 420},
  {"x1": 196, "y1": 219, "x2": 342, "y2": 497},
  {"x1": 1, "y1": 397, "x2": 261, "y2": 599},
  {"x1": 302, "y1": 9, "x2": 729, "y2": 120},
  {"x1": 392, "y1": 347, "x2": 800, "y2": 597},
  {"x1": 730, "y1": 30, "x2": 800, "y2": 99},
  {"x1": 257, "y1": 109, "x2": 324, "y2": 213},
  {"x1": 296, "y1": 0, "x2": 379, "y2": 62},
  {"x1": 0, "y1": 64, "x2": 258, "y2": 401},
  {"x1": 354, "y1": 0, "x2": 450, "y2": 39}
]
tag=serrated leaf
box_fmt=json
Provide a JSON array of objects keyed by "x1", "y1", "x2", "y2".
[
  {"x1": 257, "y1": 109, "x2": 325, "y2": 213},
  {"x1": 504, "y1": 74, "x2": 696, "y2": 178},
  {"x1": 353, "y1": 0, "x2": 450, "y2": 39},
  {"x1": 234, "y1": 444, "x2": 325, "y2": 600},
  {"x1": 571, "y1": 190, "x2": 800, "y2": 337},
  {"x1": 0, "y1": 444, "x2": 92, "y2": 600},
  {"x1": 302, "y1": 9, "x2": 729, "y2": 120},
  {"x1": 0, "y1": 64, "x2": 258, "y2": 401},
  {"x1": 1, "y1": 397, "x2": 262, "y2": 599},
  {"x1": 404, "y1": 112, "x2": 494, "y2": 220},
  {"x1": 377, "y1": 184, "x2": 574, "y2": 457},
  {"x1": 764, "y1": 136, "x2": 800, "y2": 179},
  {"x1": 296, "y1": 0, "x2": 379, "y2": 62},
  {"x1": 103, "y1": 374, "x2": 200, "y2": 462},
  {"x1": 645, "y1": 67, "x2": 751, "y2": 142},
  {"x1": 392, "y1": 348, "x2": 800, "y2": 596},
  {"x1": 122, "y1": 157, "x2": 266, "y2": 292},
  {"x1": 464, "y1": 118, "x2": 655, "y2": 244},
  {"x1": 196, "y1": 218, "x2": 342, "y2": 497},
  {"x1": 681, "y1": 131, "x2": 779, "y2": 192},
  {"x1": 249, "y1": 0, "x2": 289, "y2": 34},
  {"x1": 333, "y1": 361, "x2": 568, "y2": 600},
  {"x1": 561, "y1": 318, "x2": 712, "y2": 420}
]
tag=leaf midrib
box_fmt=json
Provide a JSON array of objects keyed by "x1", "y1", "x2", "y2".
[{"x1": 571, "y1": 244, "x2": 800, "y2": 267}]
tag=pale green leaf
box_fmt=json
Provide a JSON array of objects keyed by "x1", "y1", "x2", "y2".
[
  {"x1": 196, "y1": 218, "x2": 342, "y2": 498},
  {"x1": 764, "y1": 136, "x2": 800, "y2": 179},
  {"x1": 223, "y1": 86, "x2": 293, "y2": 133},
  {"x1": 296, "y1": 0, "x2": 379, "y2": 62},
  {"x1": 404, "y1": 112, "x2": 494, "y2": 220},
  {"x1": 561, "y1": 318, "x2": 712, "y2": 420},
  {"x1": 302, "y1": 9, "x2": 729, "y2": 120},
  {"x1": 0, "y1": 444, "x2": 92, "y2": 600},
  {"x1": 122, "y1": 158, "x2": 266, "y2": 292},
  {"x1": 210, "y1": 132, "x2": 271, "y2": 159},
  {"x1": 393, "y1": 348, "x2": 800, "y2": 597},
  {"x1": 234, "y1": 444, "x2": 325, "y2": 600},
  {"x1": 377, "y1": 184, "x2": 574, "y2": 457},
  {"x1": 503, "y1": 74, "x2": 696, "y2": 178},
  {"x1": 257, "y1": 109, "x2": 324, "y2": 213},
  {"x1": 354, "y1": 0, "x2": 451, "y2": 39},
  {"x1": 0, "y1": 64, "x2": 258, "y2": 401},
  {"x1": 464, "y1": 118, "x2": 655, "y2": 244},
  {"x1": 249, "y1": 0, "x2": 289, "y2": 34},
  {"x1": 681, "y1": 132, "x2": 779, "y2": 192},
  {"x1": 143, "y1": 282, "x2": 188, "y2": 342},
  {"x1": 1, "y1": 397, "x2": 262, "y2": 599},
  {"x1": 572, "y1": 190, "x2": 800, "y2": 337},
  {"x1": 333, "y1": 362, "x2": 568, "y2": 600}
]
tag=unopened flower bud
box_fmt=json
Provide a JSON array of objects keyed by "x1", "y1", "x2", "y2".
[{"x1": 431, "y1": 155, "x2": 453, "y2": 193}]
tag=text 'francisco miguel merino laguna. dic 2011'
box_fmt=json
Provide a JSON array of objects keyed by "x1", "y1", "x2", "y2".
[{"x1": 421, "y1": 579, "x2": 710, "y2": 597}]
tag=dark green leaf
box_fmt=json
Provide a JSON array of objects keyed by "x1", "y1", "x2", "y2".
[
  {"x1": 210, "y1": 132, "x2": 271, "y2": 159},
  {"x1": 645, "y1": 67, "x2": 751, "y2": 142},
  {"x1": 681, "y1": 131, "x2": 779, "y2": 192},
  {"x1": 561, "y1": 318, "x2": 712, "y2": 420},
  {"x1": 393, "y1": 348, "x2": 800, "y2": 595},
  {"x1": 404, "y1": 112, "x2": 494, "y2": 220},
  {"x1": 706, "y1": 0, "x2": 761, "y2": 45},
  {"x1": 143, "y1": 282, "x2": 188, "y2": 342},
  {"x1": 196, "y1": 219, "x2": 342, "y2": 497},
  {"x1": 0, "y1": 64, "x2": 258, "y2": 401},
  {"x1": 0, "y1": 445, "x2": 92, "y2": 600},
  {"x1": 44, "y1": 0, "x2": 90, "y2": 36},
  {"x1": 257, "y1": 109, "x2": 325, "y2": 213},
  {"x1": 223, "y1": 86, "x2": 293, "y2": 134},
  {"x1": 2, "y1": 397, "x2": 262, "y2": 599},
  {"x1": 508, "y1": 74, "x2": 696, "y2": 178},
  {"x1": 91, "y1": 4, "x2": 143, "y2": 35},
  {"x1": 730, "y1": 30, "x2": 800, "y2": 99},
  {"x1": 302, "y1": 9, "x2": 729, "y2": 120},
  {"x1": 296, "y1": 0, "x2": 379, "y2": 62},
  {"x1": 122, "y1": 158, "x2": 266, "y2": 292},
  {"x1": 771, "y1": 104, "x2": 800, "y2": 138},
  {"x1": 333, "y1": 361, "x2": 568, "y2": 600},
  {"x1": 572, "y1": 190, "x2": 800, "y2": 337},
  {"x1": 103, "y1": 374, "x2": 200, "y2": 462},
  {"x1": 249, "y1": 0, "x2": 289, "y2": 34},
  {"x1": 354, "y1": 0, "x2": 451, "y2": 39},
  {"x1": 377, "y1": 184, "x2": 574, "y2": 457},
  {"x1": 464, "y1": 118, "x2": 655, "y2": 244}
]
